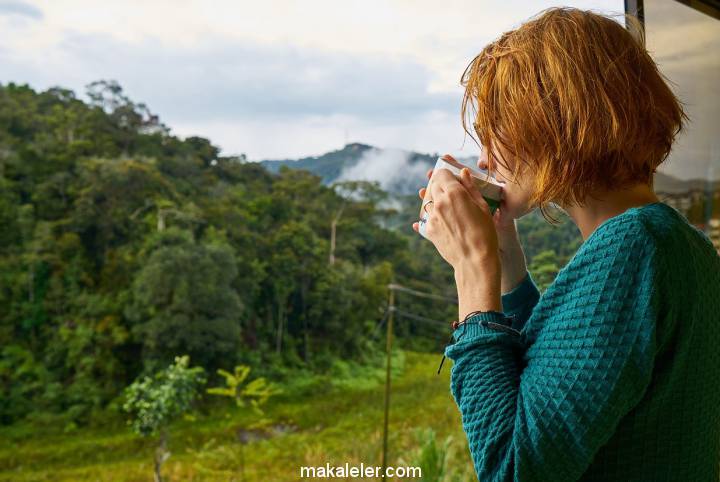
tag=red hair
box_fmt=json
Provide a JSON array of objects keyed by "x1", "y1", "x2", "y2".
[{"x1": 460, "y1": 7, "x2": 687, "y2": 220}]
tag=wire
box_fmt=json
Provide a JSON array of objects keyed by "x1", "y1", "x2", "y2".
[
  {"x1": 392, "y1": 308, "x2": 449, "y2": 327},
  {"x1": 371, "y1": 308, "x2": 390, "y2": 339},
  {"x1": 388, "y1": 283, "x2": 458, "y2": 303}
]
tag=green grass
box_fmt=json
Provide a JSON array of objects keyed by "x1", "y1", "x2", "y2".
[{"x1": 0, "y1": 351, "x2": 476, "y2": 481}]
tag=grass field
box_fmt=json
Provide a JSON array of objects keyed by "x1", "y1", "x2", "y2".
[{"x1": 0, "y1": 350, "x2": 477, "y2": 481}]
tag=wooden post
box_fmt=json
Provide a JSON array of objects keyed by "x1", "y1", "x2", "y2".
[{"x1": 381, "y1": 286, "x2": 395, "y2": 481}]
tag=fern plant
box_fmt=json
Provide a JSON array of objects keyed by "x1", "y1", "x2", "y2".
[
  {"x1": 207, "y1": 365, "x2": 279, "y2": 422},
  {"x1": 205, "y1": 365, "x2": 282, "y2": 481}
]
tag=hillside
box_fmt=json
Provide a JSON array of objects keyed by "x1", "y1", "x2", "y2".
[
  {"x1": 260, "y1": 143, "x2": 450, "y2": 195},
  {"x1": 261, "y1": 144, "x2": 717, "y2": 195},
  {"x1": 1, "y1": 81, "x2": 459, "y2": 427},
  {"x1": 260, "y1": 143, "x2": 376, "y2": 183}
]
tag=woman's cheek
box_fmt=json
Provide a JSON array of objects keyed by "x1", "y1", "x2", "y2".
[{"x1": 502, "y1": 188, "x2": 533, "y2": 219}]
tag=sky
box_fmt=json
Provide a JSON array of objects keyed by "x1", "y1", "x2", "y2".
[{"x1": 0, "y1": 0, "x2": 717, "y2": 179}]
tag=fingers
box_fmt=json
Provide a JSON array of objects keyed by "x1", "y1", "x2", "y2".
[
  {"x1": 459, "y1": 168, "x2": 474, "y2": 190},
  {"x1": 459, "y1": 168, "x2": 481, "y2": 201},
  {"x1": 412, "y1": 221, "x2": 419, "y2": 232},
  {"x1": 426, "y1": 168, "x2": 433, "y2": 180},
  {"x1": 459, "y1": 168, "x2": 491, "y2": 214},
  {"x1": 429, "y1": 169, "x2": 454, "y2": 201},
  {"x1": 418, "y1": 187, "x2": 427, "y2": 200},
  {"x1": 493, "y1": 205, "x2": 502, "y2": 221},
  {"x1": 441, "y1": 154, "x2": 457, "y2": 163}
]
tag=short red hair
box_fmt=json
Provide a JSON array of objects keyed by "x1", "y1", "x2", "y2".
[{"x1": 460, "y1": 7, "x2": 687, "y2": 219}]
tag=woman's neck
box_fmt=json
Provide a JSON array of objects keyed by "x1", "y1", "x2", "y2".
[{"x1": 560, "y1": 183, "x2": 660, "y2": 241}]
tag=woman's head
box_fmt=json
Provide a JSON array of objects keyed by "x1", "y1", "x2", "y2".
[{"x1": 462, "y1": 7, "x2": 686, "y2": 220}]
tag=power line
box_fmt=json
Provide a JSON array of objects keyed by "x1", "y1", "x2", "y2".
[
  {"x1": 388, "y1": 283, "x2": 457, "y2": 303},
  {"x1": 371, "y1": 309, "x2": 390, "y2": 339},
  {"x1": 392, "y1": 308, "x2": 449, "y2": 328},
  {"x1": 380, "y1": 281, "x2": 458, "y2": 477}
]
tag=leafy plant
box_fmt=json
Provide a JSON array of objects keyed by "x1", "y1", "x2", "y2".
[
  {"x1": 207, "y1": 365, "x2": 280, "y2": 419},
  {"x1": 123, "y1": 355, "x2": 206, "y2": 482},
  {"x1": 206, "y1": 365, "x2": 281, "y2": 481},
  {"x1": 399, "y1": 427, "x2": 471, "y2": 482}
]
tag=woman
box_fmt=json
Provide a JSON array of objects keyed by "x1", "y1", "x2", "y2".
[{"x1": 412, "y1": 7, "x2": 720, "y2": 482}]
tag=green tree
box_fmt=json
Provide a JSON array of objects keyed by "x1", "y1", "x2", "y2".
[
  {"x1": 266, "y1": 221, "x2": 326, "y2": 358},
  {"x1": 528, "y1": 249, "x2": 561, "y2": 292},
  {"x1": 86, "y1": 80, "x2": 168, "y2": 156},
  {"x1": 0, "y1": 80, "x2": 593, "y2": 427},
  {"x1": 126, "y1": 229, "x2": 243, "y2": 370},
  {"x1": 123, "y1": 355, "x2": 206, "y2": 482}
]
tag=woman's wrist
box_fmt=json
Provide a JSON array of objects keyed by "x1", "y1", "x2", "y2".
[
  {"x1": 454, "y1": 257, "x2": 502, "y2": 318},
  {"x1": 500, "y1": 251, "x2": 528, "y2": 294},
  {"x1": 497, "y1": 225, "x2": 528, "y2": 294}
]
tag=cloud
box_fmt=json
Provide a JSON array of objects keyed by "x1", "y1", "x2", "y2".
[
  {"x1": 0, "y1": 1, "x2": 42, "y2": 20},
  {"x1": 4, "y1": 0, "x2": 711, "y2": 180},
  {"x1": 171, "y1": 109, "x2": 475, "y2": 161},
  {"x1": 336, "y1": 147, "x2": 431, "y2": 193},
  {"x1": 33, "y1": 31, "x2": 457, "y2": 124},
  {"x1": 0, "y1": 29, "x2": 465, "y2": 158},
  {"x1": 0, "y1": 27, "x2": 471, "y2": 159}
]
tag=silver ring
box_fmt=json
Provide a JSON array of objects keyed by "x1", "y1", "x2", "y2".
[{"x1": 423, "y1": 200, "x2": 434, "y2": 214}]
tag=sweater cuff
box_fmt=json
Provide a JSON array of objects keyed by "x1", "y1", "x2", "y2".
[
  {"x1": 450, "y1": 311, "x2": 521, "y2": 344},
  {"x1": 501, "y1": 271, "x2": 539, "y2": 313}
]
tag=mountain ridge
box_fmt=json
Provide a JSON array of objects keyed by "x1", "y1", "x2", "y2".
[{"x1": 259, "y1": 143, "x2": 716, "y2": 195}]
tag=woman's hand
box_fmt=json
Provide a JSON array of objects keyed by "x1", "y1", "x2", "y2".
[
  {"x1": 412, "y1": 167, "x2": 499, "y2": 267},
  {"x1": 412, "y1": 155, "x2": 502, "y2": 316},
  {"x1": 475, "y1": 157, "x2": 529, "y2": 294},
  {"x1": 416, "y1": 155, "x2": 529, "y2": 295}
]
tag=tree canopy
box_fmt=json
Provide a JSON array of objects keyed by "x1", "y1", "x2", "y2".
[{"x1": 0, "y1": 80, "x2": 582, "y2": 426}]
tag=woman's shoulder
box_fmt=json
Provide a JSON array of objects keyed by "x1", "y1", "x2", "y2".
[
  {"x1": 525, "y1": 205, "x2": 665, "y2": 344},
  {"x1": 560, "y1": 201, "x2": 719, "y2": 284},
  {"x1": 562, "y1": 203, "x2": 661, "y2": 271},
  {"x1": 527, "y1": 202, "x2": 719, "y2": 346}
]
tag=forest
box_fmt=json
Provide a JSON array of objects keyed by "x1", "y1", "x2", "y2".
[{"x1": 0, "y1": 81, "x2": 581, "y2": 473}]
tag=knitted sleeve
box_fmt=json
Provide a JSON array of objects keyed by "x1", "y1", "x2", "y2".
[
  {"x1": 445, "y1": 220, "x2": 658, "y2": 482},
  {"x1": 500, "y1": 271, "x2": 540, "y2": 333}
]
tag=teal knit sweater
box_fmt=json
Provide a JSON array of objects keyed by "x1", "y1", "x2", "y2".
[{"x1": 445, "y1": 202, "x2": 720, "y2": 481}]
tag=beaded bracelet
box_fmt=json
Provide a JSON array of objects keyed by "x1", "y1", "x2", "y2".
[{"x1": 437, "y1": 310, "x2": 519, "y2": 375}]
